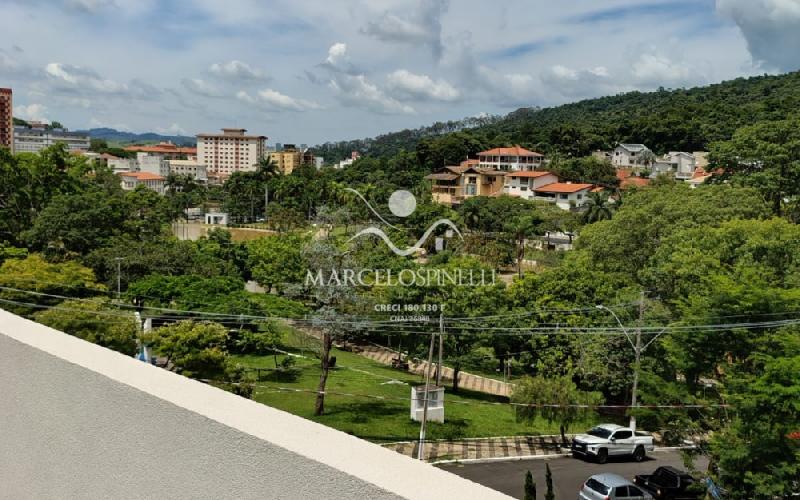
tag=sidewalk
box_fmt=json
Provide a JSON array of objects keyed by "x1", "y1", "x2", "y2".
[
  {"x1": 382, "y1": 435, "x2": 569, "y2": 462},
  {"x1": 357, "y1": 344, "x2": 513, "y2": 397}
]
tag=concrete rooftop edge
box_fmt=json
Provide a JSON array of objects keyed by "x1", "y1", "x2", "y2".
[{"x1": 0, "y1": 309, "x2": 510, "y2": 500}]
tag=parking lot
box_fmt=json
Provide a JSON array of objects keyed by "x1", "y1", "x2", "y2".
[{"x1": 438, "y1": 450, "x2": 709, "y2": 499}]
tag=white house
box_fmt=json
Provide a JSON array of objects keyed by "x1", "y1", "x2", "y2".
[
  {"x1": 651, "y1": 152, "x2": 696, "y2": 179},
  {"x1": 107, "y1": 157, "x2": 137, "y2": 174},
  {"x1": 167, "y1": 159, "x2": 208, "y2": 182},
  {"x1": 504, "y1": 171, "x2": 560, "y2": 200},
  {"x1": 477, "y1": 146, "x2": 544, "y2": 171},
  {"x1": 118, "y1": 172, "x2": 166, "y2": 194},
  {"x1": 532, "y1": 182, "x2": 595, "y2": 210},
  {"x1": 612, "y1": 144, "x2": 652, "y2": 168}
]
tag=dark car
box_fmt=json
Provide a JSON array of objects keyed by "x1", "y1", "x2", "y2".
[{"x1": 633, "y1": 466, "x2": 701, "y2": 500}]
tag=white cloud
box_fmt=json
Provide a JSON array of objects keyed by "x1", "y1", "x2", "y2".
[
  {"x1": 209, "y1": 60, "x2": 269, "y2": 82},
  {"x1": 540, "y1": 64, "x2": 619, "y2": 99},
  {"x1": 156, "y1": 123, "x2": 187, "y2": 136},
  {"x1": 237, "y1": 89, "x2": 320, "y2": 111},
  {"x1": 326, "y1": 43, "x2": 348, "y2": 67},
  {"x1": 320, "y1": 43, "x2": 415, "y2": 114},
  {"x1": 385, "y1": 70, "x2": 460, "y2": 102},
  {"x1": 181, "y1": 78, "x2": 222, "y2": 97},
  {"x1": 631, "y1": 53, "x2": 693, "y2": 87},
  {"x1": 329, "y1": 74, "x2": 415, "y2": 114},
  {"x1": 89, "y1": 117, "x2": 131, "y2": 131},
  {"x1": 63, "y1": 0, "x2": 114, "y2": 13},
  {"x1": 42, "y1": 63, "x2": 161, "y2": 100},
  {"x1": 716, "y1": 0, "x2": 800, "y2": 71},
  {"x1": 362, "y1": 0, "x2": 448, "y2": 59},
  {"x1": 16, "y1": 103, "x2": 50, "y2": 122}
]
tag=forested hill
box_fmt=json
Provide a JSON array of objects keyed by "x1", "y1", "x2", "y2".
[{"x1": 316, "y1": 71, "x2": 800, "y2": 161}]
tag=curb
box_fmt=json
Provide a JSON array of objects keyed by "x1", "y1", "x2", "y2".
[{"x1": 430, "y1": 446, "x2": 695, "y2": 465}]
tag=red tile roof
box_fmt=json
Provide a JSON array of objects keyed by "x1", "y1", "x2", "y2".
[
  {"x1": 118, "y1": 172, "x2": 165, "y2": 181},
  {"x1": 534, "y1": 182, "x2": 594, "y2": 194},
  {"x1": 124, "y1": 142, "x2": 196, "y2": 155},
  {"x1": 460, "y1": 159, "x2": 479, "y2": 167},
  {"x1": 478, "y1": 146, "x2": 544, "y2": 157},
  {"x1": 508, "y1": 171, "x2": 555, "y2": 178}
]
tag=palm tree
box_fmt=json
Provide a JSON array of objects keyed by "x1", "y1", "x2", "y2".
[{"x1": 581, "y1": 192, "x2": 614, "y2": 224}]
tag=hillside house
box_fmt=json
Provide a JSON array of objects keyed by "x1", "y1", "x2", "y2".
[
  {"x1": 612, "y1": 144, "x2": 652, "y2": 168},
  {"x1": 504, "y1": 171, "x2": 560, "y2": 200},
  {"x1": 477, "y1": 146, "x2": 544, "y2": 171},
  {"x1": 425, "y1": 161, "x2": 506, "y2": 205}
]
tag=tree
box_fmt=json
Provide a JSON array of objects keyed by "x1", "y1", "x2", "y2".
[
  {"x1": 23, "y1": 188, "x2": 129, "y2": 256},
  {"x1": 544, "y1": 464, "x2": 554, "y2": 500},
  {"x1": 505, "y1": 214, "x2": 543, "y2": 278},
  {"x1": 711, "y1": 117, "x2": 800, "y2": 215},
  {"x1": 524, "y1": 470, "x2": 536, "y2": 500},
  {"x1": 33, "y1": 298, "x2": 138, "y2": 354},
  {"x1": 511, "y1": 375, "x2": 603, "y2": 444},
  {"x1": 710, "y1": 328, "x2": 800, "y2": 497},
  {"x1": 247, "y1": 234, "x2": 308, "y2": 294},
  {"x1": 0, "y1": 254, "x2": 101, "y2": 316},
  {"x1": 143, "y1": 321, "x2": 229, "y2": 379},
  {"x1": 581, "y1": 191, "x2": 614, "y2": 224}
]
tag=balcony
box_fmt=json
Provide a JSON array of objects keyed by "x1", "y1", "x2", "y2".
[{"x1": 0, "y1": 309, "x2": 508, "y2": 500}]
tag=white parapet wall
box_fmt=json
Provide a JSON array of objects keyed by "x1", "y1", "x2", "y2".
[{"x1": 0, "y1": 309, "x2": 509, "y2": 500}]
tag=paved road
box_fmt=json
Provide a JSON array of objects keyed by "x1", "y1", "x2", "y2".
[{"x1": 438, "y1": 450, "x2": 708, "y2": 499}]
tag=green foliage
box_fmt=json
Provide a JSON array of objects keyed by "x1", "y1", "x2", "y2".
[
  {"x1": 511, "y1": 375, "x2": 603, "y2": 432},
  {"x1": 247, "y1": 234, "x2": 309, "y2": 294},
  {"x1": 544, "y1": 464, "x2": 554, "y2": 500},
  {"x1": 144, "y1": 321, "x2": 229, "y2": 379},
  {"x1": 33, "y1": 299, "x2": 137, "y2": 354},
  {"x1": 711, "y1": 116, "x2": 800, "y2": 214},
  {"x1": 0, "y1": 254, "x2": 101, "y2": 315},
  {"x1": 573, "y1": 183, "x2": 771, "y2": 282},
  {"x1": 85, "y1": 235, "x2": 240, "y2": 291},
  {"x1": 711, "y1": 327, "x2": 800, "y2": 498},
  {"x1": 549, "y1": 155, "x2": 619, "y2": 187},
  {"x1": 524, "y1": 470, "x2": 536, "y2": 500}
]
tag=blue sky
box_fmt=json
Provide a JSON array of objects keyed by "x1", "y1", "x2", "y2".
[{"x1": 1, "y1": 0, "x2": 799, "y2": 145}]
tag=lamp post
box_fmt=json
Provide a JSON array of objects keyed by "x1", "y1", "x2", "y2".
[{"x1": 596, "y1": 295, "x2": 643, "y2": 432}]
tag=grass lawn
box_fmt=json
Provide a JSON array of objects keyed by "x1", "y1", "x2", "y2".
[{"x1": 231, "y1": 343, "x2": 599, "y2": 443}]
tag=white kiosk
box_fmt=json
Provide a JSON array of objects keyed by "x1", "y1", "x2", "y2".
[{"x1": 410, "y1": 385, "x2": 444, "y2": 423}]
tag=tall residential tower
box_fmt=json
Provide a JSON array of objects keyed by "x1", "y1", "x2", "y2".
[
  {"x1": 196, "y1": 128, "x2": 266, "y2": 178},
  {"x1": 0, "y1": 88, "x2": 12, "y2": 152}
]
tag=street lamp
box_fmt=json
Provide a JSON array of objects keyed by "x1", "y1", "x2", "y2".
[
  {"x1": 596, "y1": 298, "x2": 667, "y2": 433},
  {"x1": 596, "y1": 303, "x2": 642, "y2": 432}
]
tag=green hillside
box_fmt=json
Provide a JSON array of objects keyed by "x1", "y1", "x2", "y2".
[{"x1": 317, "y1": 71, "x2": 800, "y2": 160}]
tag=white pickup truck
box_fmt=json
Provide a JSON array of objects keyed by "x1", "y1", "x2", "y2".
[{"x1": 571, "y1": 424, "x2": 655, "y2": 464}]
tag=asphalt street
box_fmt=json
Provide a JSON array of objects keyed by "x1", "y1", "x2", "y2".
[{"x1": 438, "y1": 450, "x2": 709, "y2": 499}]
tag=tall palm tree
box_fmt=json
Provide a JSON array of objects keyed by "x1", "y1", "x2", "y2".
[{"x1": 581, "y1": 192, "x2": 614, "y2": 224}]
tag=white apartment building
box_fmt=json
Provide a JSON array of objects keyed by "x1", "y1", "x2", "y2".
[
  {"x1": 167, "y1": 159, "x2": 208, "y2": 182},
  {"x1": 612, "y1": 144, "x2": 652, "y2": 167},
  {"x1": 197, "y1": 128, "x2": 266, "y2": 177},
  {"x1": 13, "y1": 125, "x2": 90, "y2": 153},
  {"x1": 137, "y1": 152, "x2": 170, "y2": 177},
  {"x1": 477, "y1": 146, "x2": 544, "y2": 171},
  {"x1": 107, "y1": 157, "x2": 137, "y2": 174}
]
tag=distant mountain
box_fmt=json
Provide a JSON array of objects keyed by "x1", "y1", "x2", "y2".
[{"x1": 75, "y1": 128, "x2": 196, "y2": 146}]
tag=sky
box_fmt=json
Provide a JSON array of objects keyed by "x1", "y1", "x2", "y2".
[{"x1": 2, "y1": 0, "x2": 800, "y2": 145}]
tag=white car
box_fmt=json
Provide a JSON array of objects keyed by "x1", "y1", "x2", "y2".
[
  {"x1": 571, "y1": 424, "x2": 655, "y2": 464},
  {"x1": 579, "y1": 473, "x2": 654, "y2": 500}
]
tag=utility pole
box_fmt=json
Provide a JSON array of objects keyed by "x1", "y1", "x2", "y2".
[
  {"x1": 264, "y1": 185, "x2": 269, "y2": 220},
  {"x1": 630, "y1": 290, "x2": 645, "y2": 432},
  {"x1": 436, "y1": 313, "x2": 444, "y2": 386},
  {"x1": 114, "y1": 257, "x2": 124, "y2": 300},
  {"x1": 417, "y1": 313, "x2": 440, "y2": 461}
]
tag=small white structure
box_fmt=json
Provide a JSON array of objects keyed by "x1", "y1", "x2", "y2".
[
  {"x1": 205, "y1": 212, "x2": 229, "y2": 225},
  {"x1": 410, "y1": 385, "x2": 444, "y2": 423},
  {"x1": 651, "y1": 152, "x2": 696, "y2": 180}
]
